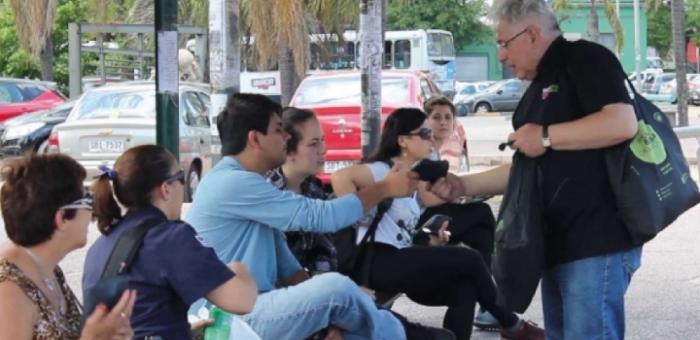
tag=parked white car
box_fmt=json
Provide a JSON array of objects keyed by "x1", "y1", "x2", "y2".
[{"x1": 49, "y1": 81, "x2": 215, "y2": 201}]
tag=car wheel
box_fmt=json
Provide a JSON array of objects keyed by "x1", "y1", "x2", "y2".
[
  {"x1": 475, "y1": 102, "x2": 492, "y2": 113},
  {"x1": 185, "y1": 164, "x2": 201, "y2": 202},
  {"x1": 36, "y1": 139, "x2": 49, "y2": 154},
  {"x1": 455, "y1": 104, "x2": 469, "y2": 117}
]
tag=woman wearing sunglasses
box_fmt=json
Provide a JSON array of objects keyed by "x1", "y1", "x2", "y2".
[
  {"x1": 0, "y1": 154, "x2": 135, "y2": 339},
  {"x1": 82, "y1": 144, "x2": 258, "y2": 339},
  {"x1": 331, "y1": 108, "x2": 543, "y2": 340}
]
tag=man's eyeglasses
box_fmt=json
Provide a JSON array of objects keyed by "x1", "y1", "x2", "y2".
[
  {"x1": 404, "y1": 127, "x2": 433, "y2": 141},
  {"x1": 165, "y1": 170, "x2": 186, "y2": 185},
  {"x1": 498, "y1": 28, "x2": 529, "y2": 49},
  {"x1": 60, "y1": 193, "x2": 94, "y2": 211}
]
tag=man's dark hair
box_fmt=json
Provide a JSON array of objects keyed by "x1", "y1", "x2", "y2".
[
  {"x1": 217, "y1": 93, "x2": 283, "y2": 156},
  {"x1": 424, "y1": 96, "x2": 456, "y2": 116}
]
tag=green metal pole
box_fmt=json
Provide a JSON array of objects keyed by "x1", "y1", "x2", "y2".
[{"x1": 155, "y1": 0, "x2": 179, "y2": 159}]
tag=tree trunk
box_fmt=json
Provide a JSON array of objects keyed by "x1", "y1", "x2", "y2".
[
  {"x1": 587, "y1": 0, "x2": 600, "y2": 43},
  {"x1": 671, "y1": 0, "x2": 688, "y2": 126},
  {"x1": 39, "y1": 36, "x2": 54, "y2": 81},
  {"x1": 278, "y1": 37, "x2": 299, "y2": 106},
  {"x1": 360, "y1": 0, "x2": 383, "y2": 158}
]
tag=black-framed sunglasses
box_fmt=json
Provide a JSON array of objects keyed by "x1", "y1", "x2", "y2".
[
  {"x1": 60, "y1": 193, "x2": 94, "y2": 211},
  {"x1": 164, "y1": 170, "x2": 186, "y2": 185},
  {"x1": 404, "y1": 127, "x2": 433, "y2": 141},
  {"x1": 498, "y1": 28, "x2": 529, "y2": 49}
]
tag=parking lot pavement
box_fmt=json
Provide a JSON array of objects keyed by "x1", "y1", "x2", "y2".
[
  {"x1": 393, "y1": 200, "x2": 700, "y2": 339},
  {"x1": 1, "y1": 187, "x2": 696, "y2": 339}
]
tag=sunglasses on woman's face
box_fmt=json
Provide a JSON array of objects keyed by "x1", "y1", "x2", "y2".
[
  {"x1": 165, "y1": 170, "x2": 186, "y2": 185},
  {"x1": 60, "y1": 193, "x2": 94, "y2": 211},
  {"x1": 405, "y1": 127, "x2": 433, "y2": 141}
]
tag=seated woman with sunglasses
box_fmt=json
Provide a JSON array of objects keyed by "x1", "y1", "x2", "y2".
[
  {"x1": 0, "y1": 154, "x2": 135, "y2": 340},
  {"x1": 422, "y1": 96, "x2": 502, "y2": 330},
  {"x1": 82, "y1": 145, "x2": 258, "y2": 339},
  {"x1": 331, "y1": 108, "x2": 544, "y2": 340}
]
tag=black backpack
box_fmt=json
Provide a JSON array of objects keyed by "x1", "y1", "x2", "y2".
[{"x1": 83, "y1": 218, "x2": 163, "y2": 319}]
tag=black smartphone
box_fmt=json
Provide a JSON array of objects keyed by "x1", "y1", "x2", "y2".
[
  {"x1": 420, "y1": 214, "x2": 452, "y2": 235},
  {"x1": 410, "y1": 159, "x2": 449, "y2": 184}
]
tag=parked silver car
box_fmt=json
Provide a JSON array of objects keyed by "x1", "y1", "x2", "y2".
[
  {"x1": 453, "y1": 81, "x2": 495, "y2": 116},
  {"x1": 455, "y1": 79, "x2": 526, "y2": 114},
  {"x1": 49, "y1": 82, "x2": 215, "y2": 201}
]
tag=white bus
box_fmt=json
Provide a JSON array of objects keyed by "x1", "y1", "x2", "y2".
[{"x1": 240, "y1": 29, "x2": 456, "y2": 99}]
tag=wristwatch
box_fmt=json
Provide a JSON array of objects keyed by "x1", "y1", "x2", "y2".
[{"x1": 542, "y1": 125, "x2": 552, "y2": 149}]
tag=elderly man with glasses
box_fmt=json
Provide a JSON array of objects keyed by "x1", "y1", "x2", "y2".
[{"x1": 430, "y1": 1, "x2": 642, "y2": 339}]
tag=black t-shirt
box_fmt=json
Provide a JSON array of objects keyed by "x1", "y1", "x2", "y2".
[{"x1": 513, "y1": 36, "x2": 636, "y2": 267}]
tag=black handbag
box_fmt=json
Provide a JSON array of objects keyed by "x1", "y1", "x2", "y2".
[
  {"x1": 82, "y1": 218, "x2": 163, "y2": 319},
  {"x1": 492, "y1": 154, "x2": 545, "y2": 313},
  {"x1": 605, "y1": 79, "x2": 700, "y2": 244},
  {"x1": 333, "y1": 198, "x2": 392, "y2": 284}
]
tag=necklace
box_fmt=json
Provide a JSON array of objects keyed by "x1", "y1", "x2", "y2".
[{"x1": 22, "y1": 247, "x2": 66, "y2": 315}]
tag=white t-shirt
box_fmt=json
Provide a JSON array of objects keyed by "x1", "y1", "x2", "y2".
[{"x1": 355, "y1": 162, "x2": 421, "y2": 249}]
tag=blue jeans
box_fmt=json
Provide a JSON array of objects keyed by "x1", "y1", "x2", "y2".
[
  {"x1": 541, "y1": 247, "x2": 642, "y2": 340},
  {"x1": 241, "y1": 272, "x2": 406, "y2": 340}
]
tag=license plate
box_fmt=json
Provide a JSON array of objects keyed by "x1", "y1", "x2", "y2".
[
  {"x1": 323, "y1": 160, "x2": 356, "y2": 174},
  {"x1": 87, "y1": 139, "x2": 125, "y2": 153}
]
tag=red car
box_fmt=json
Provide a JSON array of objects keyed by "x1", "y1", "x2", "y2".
[
  {"x1": 290, "y1": 70, "x2": 468, "y2": 183},
  {"x1": 0, "y1": 78, "x2": 66, "y2": 122}
]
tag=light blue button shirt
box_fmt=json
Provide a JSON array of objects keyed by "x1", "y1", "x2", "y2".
[{"x1": 185, "y1": 156, "x2": 363, "y2": 295}]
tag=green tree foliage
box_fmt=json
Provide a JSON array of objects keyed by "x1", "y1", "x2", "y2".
[
  {"x1": 0, "y1": 0, "x2": 93, "y2": 94},
  {"x1": 648, "y1": 0, "x2": 700, "y2": 60},
  {"x1": 387, "y1": 0, "x2": 491, "y2": 48},
  {"x1": 647, "y1": 2, "x2": 673, "y2": 58}
]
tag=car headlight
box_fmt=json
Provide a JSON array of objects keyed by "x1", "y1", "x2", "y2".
[{"x1": 3, "y1": 122, "x2": 46, "y2": 140}]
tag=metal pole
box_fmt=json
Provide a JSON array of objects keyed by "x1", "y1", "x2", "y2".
[
  {"x1": 616, "y1": 0, "x2": 621, "y2": 57},
  {"x1": 208, "y1": 0, "x2": 240, "y2": 158},
  {"x1": 633, "y1": 0, "x2": 641, "y2": 90},
  {"x1": 155, "y1": 0, "x2": 179, "y2": 159},
  {"x1": 360, "y1": 0, "x2": 383, "y2": 158},
  {"x1": 68, "y1": 23, "x2": 81, "y2": 99},
  {"x1": 137, "y1": 33, "x2": 144, "y2": 80},
  {"x1": 98, "y1": 33, "x2": 106, "y2": 85}
]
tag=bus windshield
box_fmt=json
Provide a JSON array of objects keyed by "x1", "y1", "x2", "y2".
[{"x1": 428, "y1": 32, "x2": 455, "y2": 58}]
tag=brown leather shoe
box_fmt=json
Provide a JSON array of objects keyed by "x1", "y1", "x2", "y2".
[{"x1": 500, "y1": 320, "x2": 545, "y2": 340}]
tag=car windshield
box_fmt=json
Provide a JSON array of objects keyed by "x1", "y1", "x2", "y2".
[
  {"x1": 460, "y1": 86, "x2": 476, "y2": 95},
  {"x1": 294, "y1": 76, "x2": 410, "y2": 105},
  {"x1": 68, "y1": 89, "x2": 156, "y2": 121}
]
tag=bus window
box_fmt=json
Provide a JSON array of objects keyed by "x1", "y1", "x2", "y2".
[
  {"x1": 428, "y1": 33, "x2": 455, "y2": 57},
  {"x1": 394, "y1": 40, "x2": 411, "y2": 69},
  {"x1": 384, "y1": 40, "x2": 393, "y2": 68}
]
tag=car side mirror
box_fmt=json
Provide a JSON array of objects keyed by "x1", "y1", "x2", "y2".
[{"x1": 497, "y1": 89, "x2": 503, "y2": 95}]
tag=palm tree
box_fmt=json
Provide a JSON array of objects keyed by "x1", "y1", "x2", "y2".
[
  {"x1": 552, "y1": 0, "x2": 624, "y2": 53},
  {"x1": 670, "y1": 0, "x2": 688, "y2": 126},
  {"x1": 242, "y1": 0, "x2": 359, "y2": 105},
  {"x1": 8, "y1": 0, "x2": 58, "y2": 80}
]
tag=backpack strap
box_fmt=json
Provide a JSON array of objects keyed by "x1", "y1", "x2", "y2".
[
  {"x1": 101, "y1": 218, "x2": 163, "y2": 279},
  {"x1": 355, "y1": 158, "x2": 397, "y2": 285}
]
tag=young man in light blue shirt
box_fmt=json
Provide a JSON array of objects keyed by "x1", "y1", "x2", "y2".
[{"x1": 187, "y1": 93, "x2": 423, "y2": 340}]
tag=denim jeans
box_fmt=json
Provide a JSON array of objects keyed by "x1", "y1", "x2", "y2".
[
  {"x1": 541, "y1": 247, "x2": 642, "y2": 340},
  {"x1": 240, "y1": 272, "x2": 406, "y2": 340}
]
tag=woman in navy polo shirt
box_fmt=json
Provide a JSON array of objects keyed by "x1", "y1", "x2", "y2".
[{"x1": 82, "y1": 145, "x2": 258, "y2": 339}]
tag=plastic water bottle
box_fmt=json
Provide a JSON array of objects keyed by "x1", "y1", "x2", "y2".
[{"x1": 204, "y1": 307, "x2": 232, "y2": 340}]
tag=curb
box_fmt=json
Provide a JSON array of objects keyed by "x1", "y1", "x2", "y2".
[
  {"x1": 470, "y1": 155, "x2": 698, "y2": 166},
  {"x1": 466, "y1": 111, "x2": 512, "y2": 117}
]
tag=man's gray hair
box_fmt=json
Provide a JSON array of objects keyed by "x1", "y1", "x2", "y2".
[{"x1": 490, "y1": 0, "x2": 560, "y2": 34}]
